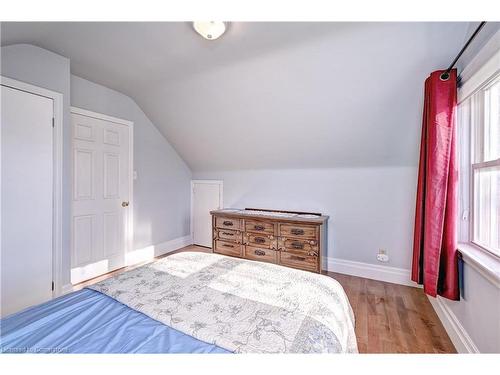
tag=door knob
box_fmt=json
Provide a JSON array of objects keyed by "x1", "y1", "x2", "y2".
[{"x1": 122, "y1": 201, "x2": 129, "y2": 207}]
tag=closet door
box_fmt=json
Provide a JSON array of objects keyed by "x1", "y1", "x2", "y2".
[
  {"x1": 192, "y1": 181, "x2": 223, "y2": 247},
  {"x1": 71, "y1": 111, "x2": 131, "y2": 284},
  {"x1": 1, "y1": 85, "x2": 54, "y2": 317}
]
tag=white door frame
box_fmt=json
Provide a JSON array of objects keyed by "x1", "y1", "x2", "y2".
[
  {"x1": 190, "y1": 180, "x2": 223, "y2": 243},
  {"x1": 70, "y1": 106, "x2": 134, "y2": 279},
  {"x1": 1, "y1": 75, "x2": 64, "y2": 297}
]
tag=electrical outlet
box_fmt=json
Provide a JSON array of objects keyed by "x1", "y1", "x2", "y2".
[{"x1": 377, "y1": 249, "x2": 389, "y2": 263}]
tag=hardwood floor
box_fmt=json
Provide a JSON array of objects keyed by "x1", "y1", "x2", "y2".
[
  {"x1": 73, "y1": 245, "x2": 456, "y2": 354},
  {"x1": 327, "y1": 272, "x2": 456, "y2": 353}
]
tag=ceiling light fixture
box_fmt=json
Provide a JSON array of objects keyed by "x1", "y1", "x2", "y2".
[{"x1": 193, "y1": 21, "x2": 226, "y2": 40}]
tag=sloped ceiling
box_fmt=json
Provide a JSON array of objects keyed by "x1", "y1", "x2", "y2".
[{"x1": 1, "y1": 22, "x2": 482, "y2": 171}]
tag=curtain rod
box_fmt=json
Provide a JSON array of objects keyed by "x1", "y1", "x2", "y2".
[{"x1": 440, "y1": 21, "x2": 487, "y2": 81}]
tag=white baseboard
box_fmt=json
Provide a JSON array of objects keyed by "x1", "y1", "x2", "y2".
[
  {"x1": 126, "y1": 235, "x2": 193, "y2": 266},
  {"x1": 64, "y1": 235, "x2": 193, "y2": 295},
  {"x1": 427, "y1": 295, "x2": 479, "y2": 353},
  {"x1": 154, "y1": 234, "x2": 194, "y2": 257},
  {"x1": 323, "y1": 257, "x2": 418, "y2": 287}
]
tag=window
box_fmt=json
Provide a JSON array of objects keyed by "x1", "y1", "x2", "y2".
[{"x1": 459, "y1": 74, "x2": 500, "y2": 257}]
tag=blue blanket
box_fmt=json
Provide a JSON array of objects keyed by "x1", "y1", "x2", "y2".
[{"x1": 0, "y1": 288, "x2": 229, "y2": 353}]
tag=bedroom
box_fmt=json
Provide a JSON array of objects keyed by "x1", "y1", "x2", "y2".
[{"x1": 1, "y1": 0, "x2": 499, "y2": 372}]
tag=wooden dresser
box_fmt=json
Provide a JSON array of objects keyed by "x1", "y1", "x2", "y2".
[{"x1": 210, "y1": 208, "x2": 328, "y2": 273}]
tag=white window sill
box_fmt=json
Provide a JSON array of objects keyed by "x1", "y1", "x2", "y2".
[{"x1": 458, "y1": 242, "x2": 500, "y2": 289}]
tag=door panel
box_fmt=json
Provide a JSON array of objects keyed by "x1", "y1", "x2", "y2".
[
  {"x1": 193, "y1": 182, "x2": 222, "y2": 248},
  {"x1": 103, "y1": 152, "x2": 120, "y2": 199},
  {"x1": 103, "y1": 212, "x2": 123, "y2": 257},
  {"x1": 74, "y1": 122, "x2": 95, "y2": 141},
  {"x1": 103, "y1": 127, "x2": 120, "y2": 146},
  {"x1": 1, "y1": 85, "x2": 54, "y2": 317},
  {"x1": 74, "y1": 148, "x2": 94, "y2": 200},
  {"x1": 73, "y1": 215, "x2": 94, "y2": 266},
  {"x1": 71, "y1": 112, "x2": 131, "y2": 284}
]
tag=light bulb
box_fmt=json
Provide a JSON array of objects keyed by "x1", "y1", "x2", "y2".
[{"x1": 193, "y1": 21, "x2": 226, "y2": 40}]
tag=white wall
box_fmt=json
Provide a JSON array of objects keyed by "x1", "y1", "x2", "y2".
[
  {"x1": 442, "y1": 263, "x2": 500, "y2": 353},
  {"x1": 194, "y1": 166, "x2": 417, "y2": 270}
]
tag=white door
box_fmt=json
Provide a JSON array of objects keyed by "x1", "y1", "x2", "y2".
[
  {"x1": 1, "y1": 85, "x2": 54, "y2": 317},
  {"x1": 71, "y1": 111, "x2": 131, "y2": 284},
  {"x1": 192, "y1": 181, "x2": 222, "y2": 247}
]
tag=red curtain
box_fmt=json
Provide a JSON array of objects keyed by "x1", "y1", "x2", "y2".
[{"x1": 411, "y1": 69, "x2": 459, "y2": 300}]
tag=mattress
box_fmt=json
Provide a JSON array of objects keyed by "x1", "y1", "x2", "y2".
[
  {"x1": 89, "y1": 252, "x2": 358, "y2": 353},
  {"x1": 0, "y1": 288, "x2": 229, "y2": 353}
]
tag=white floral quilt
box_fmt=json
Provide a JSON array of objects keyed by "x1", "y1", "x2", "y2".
[{"x1": 88, "y1": 251, "x2": 358, "y2": 353}]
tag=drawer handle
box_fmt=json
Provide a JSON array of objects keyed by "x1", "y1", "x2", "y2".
[
  {"x1": 291, "y1": 242, "x2": 304, "y2": 249},
  {"x1": 222, "y1": 232, "x2": 234, "y2": 236},
  {"x1": 290, "y1": 228, "x2": 305, "y2": 236},
  {"x1": 254, "y1": 249, "x2": 266, "y2": 256},
  {"x1": 222, "y1": 243, "x2": 234, "y2": 248},
  {"x1": 254, "y1": 237, "x2": 266, "y2": 244},
  {"x1": 290, "y1": 255, "x2": 306, "y2": 261},
  {"x1": 254, "y1": 225, "x2": 265, "y2": 231},
  {"x1": 223, "y1": 221, "x2": 234, "y2": 226}
]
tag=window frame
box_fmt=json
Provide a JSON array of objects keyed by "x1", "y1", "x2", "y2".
[{"x1": 462, "y1": 73, "x2": 500, "y2": 258}]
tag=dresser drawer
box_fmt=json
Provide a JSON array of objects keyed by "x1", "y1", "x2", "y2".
[
  {"x1": 216, "y1": 229, "x2": 242, "y2": 243},
  {"x1": 244, "y1": 246, "x2": 277, "y2": 264},
  {"x1": 279, "y1": 252, "x2": 319, "y2": 272},
  {"x1": 281, "y1": 238, "x2": 318, "y2": 255},
  {"x1": 244, "y1": 233, "x2": 274, "y2": 248},
  {"x1": 214, "y1": 240, "x2": 243, "y2": 257},
  {"x1": 215, "y1": 216, "x2": 241, "y2": 230},
  {"x1": 280, "y1": 223, "x2": 317, "y2": 239},
  {"x1": 245, "y1": 220, "x2": 275, "y2": 235}
]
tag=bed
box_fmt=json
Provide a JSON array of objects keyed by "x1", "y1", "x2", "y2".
[{"x1": 1, "y1": 252, "x2": 357, "y2": 353}]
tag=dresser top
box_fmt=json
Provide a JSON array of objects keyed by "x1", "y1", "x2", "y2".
[{"x1": 210, "y1": 208, "x2": 329, "y2": 224}]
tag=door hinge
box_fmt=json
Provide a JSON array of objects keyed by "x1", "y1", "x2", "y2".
[
  {"x1": 51, "y1": 281, "x2": 55, "y2": 291},
  {"x1": 52, "y1": 118, "x2": 55, "y2": 128}
]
